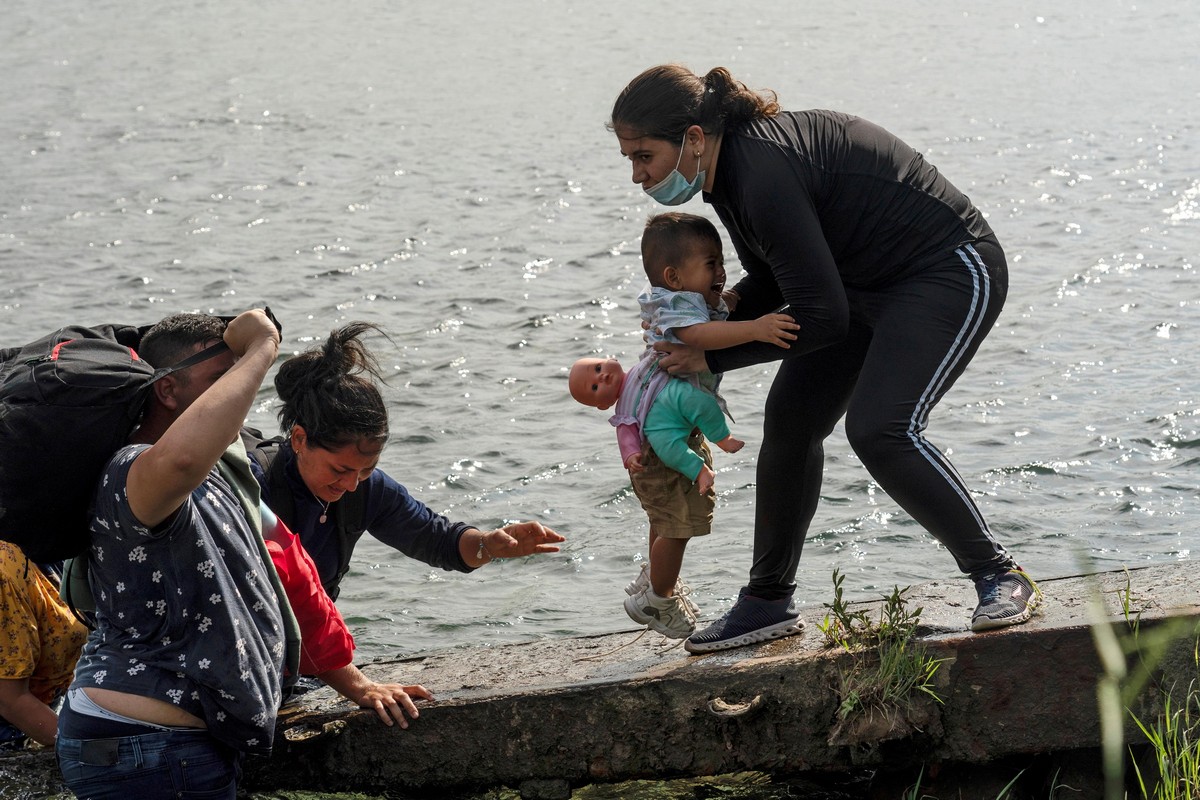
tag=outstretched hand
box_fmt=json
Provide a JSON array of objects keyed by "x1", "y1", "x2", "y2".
[{"x1": 485, "y1": 522, "x2": 565, "y2": 559}]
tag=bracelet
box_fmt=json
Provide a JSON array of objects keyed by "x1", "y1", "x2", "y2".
[{"x1": 476, "y1": 534, "x2": 493, "y2": 563}]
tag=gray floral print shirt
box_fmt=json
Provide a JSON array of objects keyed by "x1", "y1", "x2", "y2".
[{"x1": 71, "y1": 445, "x2": 285, "y2": 755}]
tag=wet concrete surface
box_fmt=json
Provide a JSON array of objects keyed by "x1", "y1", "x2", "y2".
[
  {"x1": 248, "y1": 563, "x2": 1200, "y2": 797},
  {"x1": 4, "y1": 563, "x2": 1197, "y2": 800}
]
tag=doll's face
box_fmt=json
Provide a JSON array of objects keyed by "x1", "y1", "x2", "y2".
[{"x1": 568, "y1": 358, "x2": 625, "y2": 411}]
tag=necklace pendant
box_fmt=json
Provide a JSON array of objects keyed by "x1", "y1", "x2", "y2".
[{"x1": 319, "y1": 513, "x2": 328, "y2": 523}]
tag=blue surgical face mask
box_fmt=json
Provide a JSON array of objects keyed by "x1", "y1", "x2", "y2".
[{"x1": 645, "y1": 134, "x2": 705, "y2": 206}]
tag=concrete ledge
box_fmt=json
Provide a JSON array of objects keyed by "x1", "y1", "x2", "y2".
[
  {"x1": 4, "y1": 563, "x2": 1197, "y2": 799},
  {"x1": 246, "y1": 563, "x2": 1200, "y2": 795}
]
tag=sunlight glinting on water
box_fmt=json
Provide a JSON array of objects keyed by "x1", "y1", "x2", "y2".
[{"x1": 1, "y1": 1, "x2": 1196, "y2": 662}]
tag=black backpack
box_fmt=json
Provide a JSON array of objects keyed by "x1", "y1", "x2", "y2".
[{"x1": 0, "y1": 325, "x2": 230, "y2": 562}]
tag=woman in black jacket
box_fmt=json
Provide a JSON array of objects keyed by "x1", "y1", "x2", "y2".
[{"x1": 610, "y1": 64, "x2": 1041, "y2": 653}]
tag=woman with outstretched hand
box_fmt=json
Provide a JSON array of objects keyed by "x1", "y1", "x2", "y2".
[{"x1": 247, "y1": 322, "x2": 564, "y2": 602}]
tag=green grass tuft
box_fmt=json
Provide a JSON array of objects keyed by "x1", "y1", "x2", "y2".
[{"x1": 818, "y1": 568, "x2": 944, "y2": 723}]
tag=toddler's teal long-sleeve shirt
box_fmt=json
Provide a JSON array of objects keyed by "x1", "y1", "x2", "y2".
[{"x1": 643, "y1": 378, "x2": 731, "y2": 481}]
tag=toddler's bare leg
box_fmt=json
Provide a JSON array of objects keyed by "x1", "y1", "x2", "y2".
[{"x1": 650, "y1": 537, "x2": 687, "y2": 598}]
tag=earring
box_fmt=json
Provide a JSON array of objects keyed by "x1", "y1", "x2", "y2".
[{"x1": 694, "y1": 150, "x2": 701, "y2": 157}]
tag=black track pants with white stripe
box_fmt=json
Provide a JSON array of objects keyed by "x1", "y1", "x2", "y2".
[{"x1": 748, "y1": 236, "x2": 1014, "y2": 599}]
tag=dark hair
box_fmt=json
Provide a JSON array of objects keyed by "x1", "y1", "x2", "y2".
[
  {"x1": 274, "y1": 322, "x2": 391, "y2": 451},
  {"x1": 641, "y1": 212, "x2": 723, "y2": 286},
  {"x1": 138, "y1": 313, "x2": 226, "y2": 370},
  {"x1": 609, "y1": 64, "x2": 780, "y2": 141}
]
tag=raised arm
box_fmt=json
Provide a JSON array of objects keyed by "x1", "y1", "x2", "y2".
[{"x1": 127, "y1": 310, "x2": 281, "y2": 527}]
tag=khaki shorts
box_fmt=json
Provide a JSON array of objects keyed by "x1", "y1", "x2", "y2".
[{"x1": 629, "y1": 431, "x2": 715, "y2": 539}]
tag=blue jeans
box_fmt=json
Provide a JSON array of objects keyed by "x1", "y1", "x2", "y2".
[{"x1": 56, "y1": 728, "x2": 242, "y2": 800}]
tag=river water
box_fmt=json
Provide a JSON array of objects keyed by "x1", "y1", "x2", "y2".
[{"x1": 2, "y1": 0, "x2": 1198, "y2": 793}]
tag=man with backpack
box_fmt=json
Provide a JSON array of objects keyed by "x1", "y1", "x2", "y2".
[
  {"x1": 53, "y1": 310, "x2": 429, "y2": 800},
  {"x1": 53, "y1": 309, "x2": 281, "y2": 798}
]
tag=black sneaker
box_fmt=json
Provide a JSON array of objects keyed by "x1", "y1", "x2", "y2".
[
  {"x1": 684, "y1": 589, "x2": 804, "y2": 654},
  {"x1": 971, "y1": 568, "x2": 1043, "y2": 632}
]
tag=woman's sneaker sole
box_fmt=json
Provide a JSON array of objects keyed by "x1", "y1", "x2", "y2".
[
  {"x1": 684, "y1": 617, "x2": 804, "y2": 653},
  {"x1": 684, "y1": 591, "x2": 805, "y2": 654},
  {"x1": 970, "y1": 568, "x2": 1043, "y2": 632}
]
